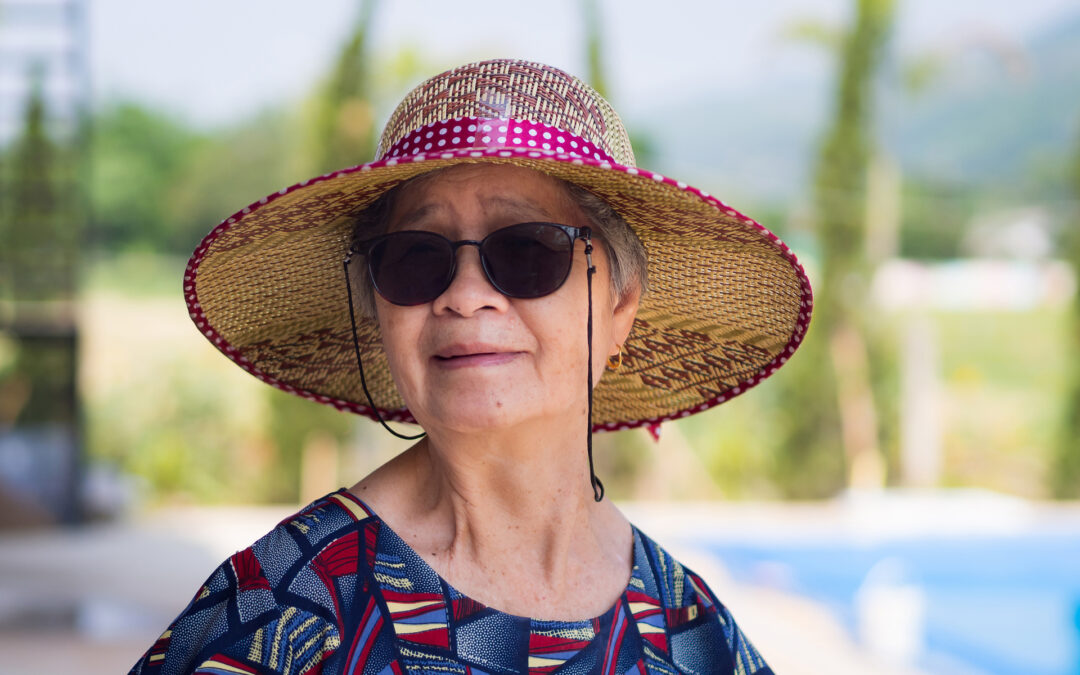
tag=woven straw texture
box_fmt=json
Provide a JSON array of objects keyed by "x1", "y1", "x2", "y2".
[
  {"x1": 378, "y1": 60, "x2": 634, "y2": 166},
  {"x1": 187, "y1": 59, "x2": 812, "y2": 433}
]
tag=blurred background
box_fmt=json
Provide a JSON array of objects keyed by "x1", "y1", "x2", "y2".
[{"x1": 1, "y1": 0, "x2": 1079, "y2": 673}]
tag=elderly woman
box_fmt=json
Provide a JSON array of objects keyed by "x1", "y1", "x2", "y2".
[{"x1": 132, "y1": 60, "x2": 810, "y2": 674}]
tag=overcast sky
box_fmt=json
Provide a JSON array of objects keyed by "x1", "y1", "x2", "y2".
[{"x1": 79, "y1": 0, "x2": 1078, "y2": 128}]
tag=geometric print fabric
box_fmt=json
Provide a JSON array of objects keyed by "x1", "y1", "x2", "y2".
[{"x1": 130, "y1": 489, "x2": 773, "y2": 675}]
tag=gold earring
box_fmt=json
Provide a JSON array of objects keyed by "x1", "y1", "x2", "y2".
[{"x1": 607, "y1": 346, "x2": 623, "y2": 371}]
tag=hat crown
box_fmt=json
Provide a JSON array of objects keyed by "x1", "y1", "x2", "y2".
[{"x1": 377, "y1": 59, "x2": 636, "y2": 166}]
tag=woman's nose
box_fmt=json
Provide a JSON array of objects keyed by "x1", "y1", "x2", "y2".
[{"x1": 432, "y1": 245, "x2": 509, "y2": 317}]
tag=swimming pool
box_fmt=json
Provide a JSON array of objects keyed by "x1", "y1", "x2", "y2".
[{"x1": 705, "y1": 532, "x2": 1080, "y2": 674}]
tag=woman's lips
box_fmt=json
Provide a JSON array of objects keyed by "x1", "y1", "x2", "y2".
[{"x1": 432, "y1": 346, "x2": 522, "y2": 369}]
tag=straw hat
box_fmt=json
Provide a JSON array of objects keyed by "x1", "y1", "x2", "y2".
[{"x1": 185, "y1": 59, "x2": 813, "y2": 434}]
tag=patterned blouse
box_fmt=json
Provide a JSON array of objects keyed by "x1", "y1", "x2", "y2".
[{"x1": 130, "y1": 489, "x2": 772, "y2": 675}]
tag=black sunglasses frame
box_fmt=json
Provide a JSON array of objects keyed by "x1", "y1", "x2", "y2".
[{"x1": 352, "y1": 222, "x2": 592, "y2": 306}]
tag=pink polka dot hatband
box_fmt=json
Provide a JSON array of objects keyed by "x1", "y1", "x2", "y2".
[{"x1": 185, "y1": 58, "x2": 814, "y2": 433}]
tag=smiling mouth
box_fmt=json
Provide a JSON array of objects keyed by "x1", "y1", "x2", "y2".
[
  {"x1": 435, "y1": 352, "x2": 492, "y2": 360},
  {"x1": 433, "y1": 351, "x2": 521, "y2": 368}
]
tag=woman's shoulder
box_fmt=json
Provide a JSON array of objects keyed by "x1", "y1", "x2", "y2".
[
  {"x1": 129, "y1": 490, "x2": 377, "y2": 674},
  {"x1": 248, "y1": 488, "x2": 379, "y2": 590},
  {"x1": 627, "y1": 524, "x2": 719, "y2": 611},
  {"x1": 628, "y1": 525, "x2": 774, "y2": 675}
]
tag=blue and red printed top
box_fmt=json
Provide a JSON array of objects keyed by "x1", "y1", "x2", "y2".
[{"x1": 131, "y1": 489, "x2": 772, "y2": 675}]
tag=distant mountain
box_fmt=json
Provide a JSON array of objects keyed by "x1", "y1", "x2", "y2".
[
  {"x1": 887, "y1": 11, "x2": 1080, "y2": 185},
  {"x1": 634, "y1": 10, "x2": 1080, "y2": 206},
  {"x1": 630, "y1": 75, "x2": 827, "y2": 205}
]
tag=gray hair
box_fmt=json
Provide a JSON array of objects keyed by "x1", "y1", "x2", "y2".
[{"x1": 348, "y1": 171, "x2": 648, "y2": 318}]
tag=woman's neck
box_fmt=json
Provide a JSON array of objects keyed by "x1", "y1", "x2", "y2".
[
  {"x1": 349, "y1": 417, "x2": 632, "y2": 618},
  {"x1": 414, "y1": 415, "x2": 598, "y2": 549}
]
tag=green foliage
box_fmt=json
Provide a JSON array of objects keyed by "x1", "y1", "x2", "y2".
[
  {"x1": 897, "y1": 177, "x2": 977, "y2": 259},
  {"x1": 685, "y1": 384, "x2": 787, "y2": 499},
  {"x1": 866, "y1": 320, "x2": 901, "y2": 483},
  {"x1": 934, "y1": 308, "x2": 1067, "y2": 496},
  {"x1": 1, "y1": 68, "x2": 80, "y2": 302},
  {"x1": 815, "y1": 0, "x2": 895, "y2": 289},
  {"x1": 86, "y1": 341, "x2": 245, "y2": 503},
  {"x1": 264, "y1": 389, "x2": 356, "y2": 503},
  {"x1": 170, "y1": 110, "x2": 305, "y2": 250},
  {"x1": 312, "y1": 0, "x2": 380, "y2": 174},
  {"x1": 81, "y1": 250, "x2": 186, "y2": 297},
  {"x1": 91, "y1": 103, "x2": 307, "y2": 255},
  {"x1": 627, "y1": 130, "x2": 659, "y2": 169},
  {"x1": 78, "y1": 250, "x2": 365, "y2": 505},
  {"x1": 582, "y1": 0, "x2": 609, "y2": 99},
  {"x1": 77, "y1": 34, "x2": 455, "y2": 503},
  {"x1": 0, "y1": 66, "x2": 82, "y2": 442},
  {"x1": 90, "y1": 103, "x2": 205, "y2": 252},
  {"x1": 1052, "y1": 125, "x2": 1080, "y2": 498},
  {"x1": 7, "y1": 337, "x2": 76, "y2": 426},
  {"x1": 769, "y1": 326, "x2": 847, "y2": 498},
  {"x1": 770, "y1": 0, "x2": 896, "y2": 496},
  {"x1": 901, "y1": 52, "x2": 948, "y2": 97},
  {"x1": 779, "y1": 17, "x2": 844, "y2": 51}
]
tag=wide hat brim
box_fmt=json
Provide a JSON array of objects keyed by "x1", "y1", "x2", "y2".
[{"x1": 186, "y1": 145, "x2": 812, "y2": 433}]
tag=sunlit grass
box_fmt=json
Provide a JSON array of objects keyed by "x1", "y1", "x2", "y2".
[{"x1": 81, "y1": 249, "x2": 188, "y2": 298}]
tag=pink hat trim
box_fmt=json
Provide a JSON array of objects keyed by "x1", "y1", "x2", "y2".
[{"x1": 382, "y1": 117, "x2": 616, "y2": 164}]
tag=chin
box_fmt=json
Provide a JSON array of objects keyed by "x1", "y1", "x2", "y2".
[{"x1": 415, "y1": 395, "x2": 544, "y2": 435}]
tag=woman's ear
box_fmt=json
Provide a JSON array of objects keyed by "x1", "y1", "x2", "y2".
[{"x1": 610, "y1": 283, "x2": 641, "y2": 355}]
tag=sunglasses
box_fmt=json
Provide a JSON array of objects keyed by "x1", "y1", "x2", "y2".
[{"x1": 353, "y1": 222, "x2": 592, "y2": 306}]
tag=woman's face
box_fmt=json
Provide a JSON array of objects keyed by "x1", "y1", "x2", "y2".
[{"x1": 374, "y1": 163, "x2": 639, "y2": 434}]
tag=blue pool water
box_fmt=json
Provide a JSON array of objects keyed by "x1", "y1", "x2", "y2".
[{"x1": 705, "y1": 533, "x2": 1080, "y2": 675}]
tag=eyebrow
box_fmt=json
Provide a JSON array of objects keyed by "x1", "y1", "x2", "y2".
[
  {"x1": 486, "y1": 195, "x2": 558, "y2": 221},
  {"x1": 393, "y1": 203, "x2": 442, "y2": 229},
  {"x1": 392, "y1": 195, "x2": 559, "y2": 230}
]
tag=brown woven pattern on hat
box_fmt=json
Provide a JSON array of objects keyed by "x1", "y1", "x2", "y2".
[
  {"x1": 528, "y1": 159, "x2": 804, "y2": 424},
  {"x1": 194, "y1": 155, "x2": 805, "y2": 427},
  {"x1": 377, "y1": 59, "x2": 635, "y2": 167}
]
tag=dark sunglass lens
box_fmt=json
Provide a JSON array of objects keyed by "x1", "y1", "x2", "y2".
[
  {"x1": 368, "y1": 232, "x2": 453, "y2": 305},
  {"x1": 482, "y1": 223, "x2": 573, "y2": 298}
]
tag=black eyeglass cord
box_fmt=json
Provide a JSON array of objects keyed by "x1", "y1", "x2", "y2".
[
  {"x1": 585, "y1": 240, "x2": 605, "y2": 502},
  {"x1": 343, "y1": 255, "x2": 426, "y2": 441}
]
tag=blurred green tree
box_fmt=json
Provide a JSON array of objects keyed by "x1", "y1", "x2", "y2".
[
  {"x1": 312, "y1": 0, "x2": 380, "y2": 173},
  {"x1": 2, "y1": 68, "x2": 78, "y2": 302},
  {"x1": 771, "y1": 0, "x2": 896, "y2": 497},
  {"x1": 262, "y1": 0, "x2": 387, "y2": 502},
  {"x1": 0, "y1": 64, "x2": 83, "y2": 521},
  {"x1": 90, "y1": 103, "x2": 204, "y2": 253},
  {"x1": 170, "y1": 109, "x2": 306, "y2": 250},
  {"x1": 583, "y1": 0, "x2": 609, "y2": 100},
  {"x1": 92, "y1": 103, "x2": 309, "y2": 256},
  {"x1": 576, "y1": 0, "x2": 681, "y2": 497},
  {"x1": 897, "y1": 178, "x2": 977, "y2": 259},
  {"x1": 1, "y1": 68, "x2": 79, "y2": 425},
  {"x1": 82, "y1": 34, "x2": 448, "y2": 503},
  {"x1": 1053, "y1": 125, "x2": 1080, "y2": 498}
]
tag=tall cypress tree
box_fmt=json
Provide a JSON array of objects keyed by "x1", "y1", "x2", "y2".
[
  {"x1": 771, "y1": 0, "x2": 896, "y2": 496},
  {"x1": 264, "y1": 1, "x2": 383, "y2": 502},
  {"x1": 313, "y1": 0, "x2": 380, "y2": 173},
  {"x1": 1054, "y1": 127, "x2": 1080, "y2": 498},
  {"x1": 0, "y1": 65, "x2": 82, "y2": 522},
  {"x1": 582, "y1": 0, "x2": 609, "y2": 99},
  {"x1": 6, "y1": 71, "x2": 58, "y2": 302}
]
